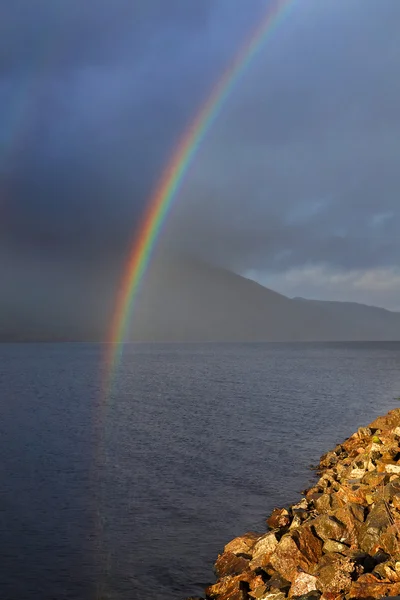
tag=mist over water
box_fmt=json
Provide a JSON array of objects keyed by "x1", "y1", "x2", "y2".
[{"x1": 1, "y1": 342, "x2": 400, "y2": 599}]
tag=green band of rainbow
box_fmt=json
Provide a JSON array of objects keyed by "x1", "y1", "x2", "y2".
[{"x1": 105, "y1": 0, "x2": 295, "y2": 388}]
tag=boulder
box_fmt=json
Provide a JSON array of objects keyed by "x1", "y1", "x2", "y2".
[
  {"x1": 267, "y1": 572, "x2": 291, "y2": 592},
  {"x1": 313, "y1": 553, "x2": 354, "y2": 594},
  {"x1": 347, "y1": 572, "x2": 393, "y2": 598},
  {"x1": 257, "y1": 591, "x2": 286, "y2": 600},
  {"x1": 214, "y1": 552, "x2": 250, "y2": 578},
  {"x1": 379, "y1": 522, "x2": 400, "y2": 556},
  {"x1": 313, "y1": 494, "x2": 333, "y2": 514},
  {"x1": 205, "y1": 575, "x2": 246, "y2": 600},
  {"x1": 249, "y1": 532, "x2": 278, "y2": 570},
  {"x1": 362, "y1": 471, "x2": 387, "y2": 488},
  {"x1": 289, "y1": 573, "x2": 318, "y2": 598},
  {"x1": 373, "y1": 559, "x2": 400, "y2": 582},
  {"x1": 358, "y1": 500, "x2": 390, "y2": 553},
  {"x1": 224, "y1": 532, "x2": 260, "y2": 557},
  {"x1": 369, "y1": 409, "x2": 400, "y2": 431},
  {"x1": 267, "y1": 508, "x2": 291, "y2": 530},
  {"x1": 331, "y1": 504, "x2": 363, "y2": 546},
  {"x1": 312, "y1": 514, "x2": 346, "y2": 542},
  {"x1": 270, "y1": 527, "x2": 323, "y2": 582},
  {"x1": 322, "y1": 539, "x2": 348, "y2": 554}
]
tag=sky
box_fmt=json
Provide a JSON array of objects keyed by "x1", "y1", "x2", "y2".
[{"x1": 1, "y1": 0, "x2": 400, "y2": 338}]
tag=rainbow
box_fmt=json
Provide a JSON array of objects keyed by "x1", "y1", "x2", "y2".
[{"x1": 105, "y1": 0, "x2": 296, "y2": 386}]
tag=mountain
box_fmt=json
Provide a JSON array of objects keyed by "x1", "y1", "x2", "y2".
[
  {"x1": 2, "y1": 255, "x2": 400, "y2": 341},
  {"x1": 126, "y1": 256, "x2": 400, "y2": 341}
]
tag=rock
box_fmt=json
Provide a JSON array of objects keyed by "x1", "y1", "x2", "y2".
[
  {"x1": 206, "y1": 571, "x2": 264, "y2": 600},
  {"x1": 296, "y1": 594, "x2": 321, "y2": 600},
  {"x1": 362, "y1": 471, "x2": 387, "y2": 488},
  {"x1": 249, "y1": 532, "x2": 278, "y2": 570},
  {"x1": 313, "y1": 494, "x2": 333, "y2": 514},
  {"x1": 331, "y1": 504, "x2": 362, "y2": 546},
  {"x1": 373, "y1": 559, "x2": 400, "y2": 582},
  {"x1": 378, "y1": 523, "x2": 400, "y2": 556},
  {"x1": 357, "y1": 427, "x2": 372, "y2": 439},
  {"x1": 313, "y1": 514, "x2": 346, "y2": 542},
  {"x1": 292, "y1": 499, "x2": 309, "y2": 511},
  {"x1": 349, "y1": 467, "x2": 367, "y2": 479},
  {"x1": 347, "y1": 572, "x2": 392, "y2": 598},
  {"x1": 267, "y1": 508, "x2": 291, "y2": 530},
  {"x1": 369, "y1": 408, "x2": 400, "y2": 431},
  {"x1": 267, "y1": 572, "x2": 291, "y2": 592},
  {"x1": 358, "y1": 500, "x2": 391, "y2": 553},
  {"x1": 319, "y1": 451, "x2": 338, "y2": 469},
  {"x1": 270, "y1": 535, "x2": 306, "y2": 582},
  {"x1": 289, "y1": 573, "x2": 318, "y2": 597},
  {"x1": 270, "y1": 527, "x2": 323, "y2": 582},
  {"x1": 257, "y1": 591, "x2": 286, "y2": 600},
  {"x1": 224, "y1": 532, "x2": 260, "y2": 557},
  {"x1": 294, "y1": 525, "x2": 324, "y2": 567},
  {"x1": 289, "y1": 514, "x2": 303, "y2": 530},
  {"x1": 249, "y1": 584, "x2": 268, "y2": 599},
  {"x1": 336, "y1": 482, "x2": 369, "y2": 505},
  {"x1": 313, "y1": 553, "x2": 354, "y2": 594},
  {"x1": 214, "y1": 552, "x2": 250, "y2": 578},
  {"x1": 248, "y1": 574, "x2": 268, "y2": 599},
  {"x1": 383, "y1": 479, "x2": 400, "y2": 501},
  {"x1": 322, "y1": 539, "x2": 348, "y2": 553},
  {"x1": 386, "y1": 464, "x2": 400, "y2": 474},
  {"x1": 205, "y1": 575, "x2": 246, "y2": 600},
  {"x1": 305, "y1": 488, "x2": 323, "y2": 503}
]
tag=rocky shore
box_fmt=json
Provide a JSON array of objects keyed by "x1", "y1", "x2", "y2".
[{"x1": 189, "y1": 408, "x2": 400, "y2": 600}]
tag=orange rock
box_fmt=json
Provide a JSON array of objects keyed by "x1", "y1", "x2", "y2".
[
  {"x1": 214, "y1": 552, "x2": 250, "y2": 578},
  {"x1": 224, "y1": 532, "x2": 260, "y2": 557},
  {"x1": 332, "y1": 504, "x2": 363, "y2": 546},
  {"x1": 247, "y1": 573, "x2": 267, "y2": 598},
  {"x1": 206, "y1": 570, "x2": 261, "y2": 600},
  {"x1": 267, "y1": 508, "x2": 290, "y2": 530},
  {"x1": 362, "y1": 471, "x2": 387, "y2": 488},
  {"x1": 313, "y1": 553, "x2": 354, "y2": 594},
  {"x1": 379, "y1": 522, "x2": 400, "y2": 556},
  {"x1": 249, "y1": 532, "x2": 278, "y2": 570},
  {"x1": 347, "y1": 573, "x2": 391, "y2": 598},
  {"x1": 314, "y1": 493, "x2": 334, "y2": 514},
  {"x1": 270, "y1": 526, "x2": 323, "y2": 582},
  {"x1": 289, "y1": 572, "x2": 318, "y2": 597},
  {"x1": 313, "y1": 514, "x2": 346, "y2": 542},
  {"x1": 336, "y1": 483, "x2": 369, "y2": 505},
  {"x1": 358, "y1": 501, "x2": 391, "y2": 553},
  {"x1": 369, "y1": 408, "x2": 400, "y2": 431},
  {"x1": 205, "y1": 575, "x2": 246, "y2": 600}
]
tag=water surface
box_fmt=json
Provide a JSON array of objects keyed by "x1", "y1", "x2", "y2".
[{"x1": 1, "y1": 342, "x2": 400, "y2": 599}]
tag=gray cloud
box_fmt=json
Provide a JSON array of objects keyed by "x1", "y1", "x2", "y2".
[
  {"x1": 1, "y1": 0, "x2": 400, "y2": 338},
  {"x1": 161, "y1": 0, "x2": 400, "y2": 308}
]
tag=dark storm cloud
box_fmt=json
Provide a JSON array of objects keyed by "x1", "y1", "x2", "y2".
[
  {"x1": 0, "y1": 0, "x2": 268, "y2": 262},
  {"x1": 0, "y1": 0, "x2": 269, "y2": 337}
]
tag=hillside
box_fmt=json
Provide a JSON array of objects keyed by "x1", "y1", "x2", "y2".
[
  {"x1": 1, "y1": 255, "x2": 400, "y2": 342},
  {"x1": 127, "y1": 257, "x2": 400, "y2": 341}
]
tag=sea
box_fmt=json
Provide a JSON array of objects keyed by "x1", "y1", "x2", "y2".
[{"x1": 1, "y1": 342, "x2": 400, "y2": 600}]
